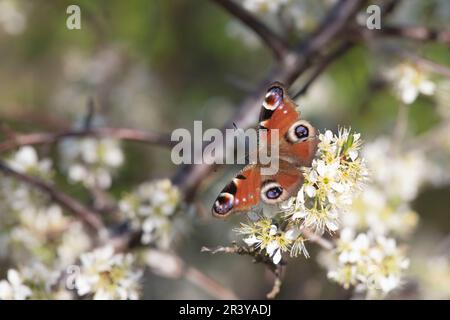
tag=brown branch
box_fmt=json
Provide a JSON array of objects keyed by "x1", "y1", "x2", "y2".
[
  {"x1": 266, "y1": 264, "x2": 283, "y2": 299},
  {"x1": 301, "y1": 228, "x2": 335, "y2": 250},
  {"x1": 145, "y1": 249, "x2": 238, "y2": 299},
  {"x1": 0, "y1": 160, "x2": 106, "y2": 232},
  {"x1": 0, "y1": 127, "x2": 175, "y2": 153},
  {"x1": 185, "y1": 266, "x2": 238, "y2": 299},
  {"x1": 376, "y1": 25, "x2": 450, "y2": 45},
  {"x1": 293, "y1": 40, "x2": 355, "y2": 98},
  {"x1": 400, "y1": 51, "x2": 450, "y2": 78},
  {"x1": 202, "y1": 243, "x2": 285, "y2": 299},
  {"x1": 211, "y1": 0, "x2": 291, "y2": 60}
]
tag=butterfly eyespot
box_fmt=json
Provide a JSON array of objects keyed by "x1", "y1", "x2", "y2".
[
  {"x1": 263, "y1": 86, "x2": 283, "y2": 110},
  {"x1": 260, "y1": 181, "x2": 286, "y2": 204},
  {"x1": 266, "y1": 186, "x2": 283, "y2": 199},
  {"x1": 212, "y1": 193, "x2": 234, "y2": 216},
  {"x1": 286, "y1": 120, "x2": 313, "y2": 144},
  {"x1": 295, "y1": 125, "x2": 309, "y2": 139}
]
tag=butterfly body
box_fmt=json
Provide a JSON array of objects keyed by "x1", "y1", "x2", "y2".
[{"x1": 212, "y1": 82, "x2": 318, "y2": 218}]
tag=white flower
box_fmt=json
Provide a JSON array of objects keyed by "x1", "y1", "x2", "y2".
[
  {"x1": 119, "y1": 179, "x2": 182, "y2": 249},
  {"x1": 75, "y1": 246, "x2": 142, "y2": 300},
  {"x1": 324, "y1": 232, "x2": 409, "y2": 298},
  {"x1": 0, "y1": 269, "x2": 32, "y2": 300},
  {"x1": 242, "y1": 0, "x2": 289, "y2": 14},
  {"x1": 286, "y1": 128, "x2": 368, "y2": 234},
  {"x1": 387, "y1": 63, "x2": 435, "y2": 104},
  {"x1": 0, "y1": 0, "x2": 27, "y2": 35},
  {"x1": 6, "y1": 146, "x2": 52, "y2": 177},
  {"x1": 60, "y1": 138, "x2": 124, "y2": 190},
  {"x1": 57, "y1": 222, "x2": 92, "y2": 267}
]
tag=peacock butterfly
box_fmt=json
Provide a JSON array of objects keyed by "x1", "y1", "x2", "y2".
[{"x1": 212, "y1": 82, "x2": 318, "y2": 218}]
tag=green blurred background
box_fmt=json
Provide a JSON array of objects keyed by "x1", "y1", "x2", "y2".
[{"x1": 0, "y1": 0, "x2": 449, "y2": 299}]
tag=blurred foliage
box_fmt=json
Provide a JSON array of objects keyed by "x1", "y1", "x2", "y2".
[{"x1": 0, "y1": 0, "x2": 449, "y2": 299}]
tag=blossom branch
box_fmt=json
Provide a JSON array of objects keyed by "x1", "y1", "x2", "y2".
[
  {"x1": 0, "y1": 127, "x2": 175, "y2": 154},
  {"x1": 0, "y1": 160, "x2": 106, "y2": 232},
  {"x1": 293, "y1": 40, "x2": 355, "y2": 98},
  {"x1": 376, "y1": 25, "x2": 450, "y2": 45},
  {"x1": 211, "y1": 0, "x2": 291, "y2": 60},
  {"x1": 266, "y1": 264, "x2": 283, "y2": 299},
  {"x1": 400, "y1": 51, "x2": 450, "y2": 78},
  {"x1": 185, "y1": 266, "x2": 239, "y2": 299},
  {"x1": 143, "y1": 249, "x2": 239, "y2": 299},
  {"x1": 201, "y1": 244, "x2": 286, "y2": 299},
  {"x1": 301, "y1": 228, "x2": 335, "y2": 250}
]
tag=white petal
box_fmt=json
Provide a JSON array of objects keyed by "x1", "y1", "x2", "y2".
[
  {"x1": 285, "y1": 228, "x2": 300, "y2": 241},
  {"x1": 305, "y1": 185, "x2": 316, "y2": 197},
  {"x1": 316, "y1": 161, "x2": 326, "y2": 177},
  {"x1": 266, "y1": 241, "x2": 279, "y2": 256},
  {"x1": 349, "y1": 150, "x2": 358, "y2": 161},
  {"x1": 272, "y1": 249, "x2": 282, "y2": 265},
  {"x1": 419, "y1": 80, "x2": 435, "y2": 95},
  {"x1": 326, "y1": 220, "x2": 339, "y2": 232},
  {"x1": 7, "y1": 270, "x2": 21, "y2": 286},
  {"x1": 269, "y1": 225, "x2": 277, "y2": 236},
  {"x1": 292, "y1": 210, "x2": 307, "y2": 219},
  {"x1": 331, "y1": 182, "x2": 345, "y2": 193},
  {"x1": 401, "y1": 86, "x2": 418, "y2": 104},
  {"x1": 244, "y1": 235, "x2": 260, "y2": 246}
]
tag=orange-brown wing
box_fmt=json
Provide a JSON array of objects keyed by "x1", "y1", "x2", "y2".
[
  {"x1": 258, "y1": 82, "x2": 318, "y2": 167},
  {"x1": 259, "y1": 159, "x2": 303, "y2": 205},
  {"x1": 212, "y1": 165, "x2": 261, "y2": 218},
  {"x1": 212, "y1": 161, "x2": 303, "y2": 219}
]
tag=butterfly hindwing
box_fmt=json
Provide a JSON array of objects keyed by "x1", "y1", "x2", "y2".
[
  {"x1": 212, "y1": 161, "x2": 303, "y2": 218},
  {"x1": 212, "y1": 165, "x2": 261, "y2": 218},
  {"x1": 259, "y1": 159, "x2": 304, "y2": 206},
  {"x1": 259, "y1": 82, "x2": 318, "y2": 167}
]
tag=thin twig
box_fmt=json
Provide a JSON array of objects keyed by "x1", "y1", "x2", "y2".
[
  {"x1": 266, "y1": 264, "x2": 283, "y2": 299},
  {"x1": 293, "y1": 41, "x2": 355, "y2": 99},
  {"x1": 401, "y1": 51, "x2": 450, "y2": 78},
  {"x1": 301, "y1": 228, "x2": 335, "y2": 250},
  {"x1": 185, "y1": 266, "x2": 239, "y2": 299},
  {"x1": 0, "y1": 127, "x2": 175, "y2": 153},
  {"x1": 144, "y1": 248, "x2": 239, "y2": 299},
  {"x1": 376, "y1": 25, "x2": 450, "y2": 45},
  {"x1": 0, "y1": 160, "x2": 106, "y2": 232},
  {"x1": 392, "y1": 102, "x2": 409, "y2": 154},
  {"x1": 212, "y1": 0, "x2": 291, "y2": 60}
]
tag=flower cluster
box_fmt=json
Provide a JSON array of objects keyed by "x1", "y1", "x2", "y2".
[
  {"x1": 119, "y1": 179, "x2": 184, "y2": 249},
  {"x1": 74, "y1": 246, "x2": 142, "y2": 300},
  {"x1": 386, "y1": 63, "x2": 435, "y2": 105},
  {"x1": 60, "y1": 138, "x2": 124, "y2": 189},
  {"x1": 286, "y1": 128, "x2": 368, "y2": 234},
  {"x1": 235, "y1": 128, "x2": 367, "y2": 264},
  {"x1": 242, "y1": 0, "x2": 289, "y2": 14},
  {"x1": 0, "y1": 269, "x2": 32, "y2": 300},
  {"x1": 323, "y1": 229, "x2": 409, "y2": 298},
  {"x1": 237, "y1": 217, "x2": 308, "y2": 264},
  {"x1": 0, "y1": 146, "x2": 92, "y2": 299},
  {"x1": 342, "y1": 137, "x2": 428, "y2": 237}
]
